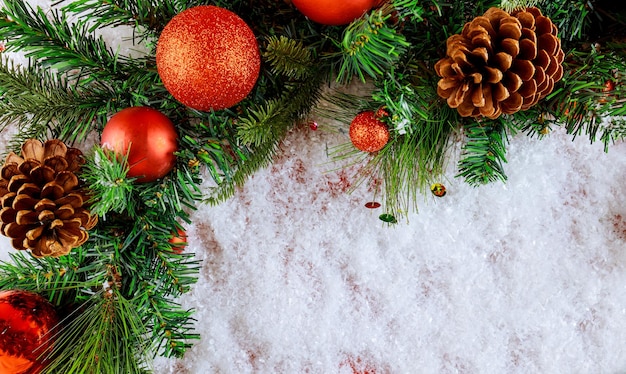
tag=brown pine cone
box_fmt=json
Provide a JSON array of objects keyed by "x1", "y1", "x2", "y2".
[
  {"x1": 435, "y1": 7, "x2": 565, "y2": 119},
  {"x1": 0, "y1": 139, "x2": 98, "y2": 257}
]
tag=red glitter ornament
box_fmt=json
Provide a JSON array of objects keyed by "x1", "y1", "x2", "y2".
[
  {"x1": 291, "y1": 0, "x2": 381, "y2": 25},
  {"x1": 156, "y1": 6, "x2": 261, "y2": 111},
  {"x1": 101, "y1": 107, "x2": 178, "y2": 183},
  {"x1": 0, "y1": 290, "x2": 59, "y2": 374},
  {"x1": 349, "y1": 111, "x2": 390, "y2": 152}
]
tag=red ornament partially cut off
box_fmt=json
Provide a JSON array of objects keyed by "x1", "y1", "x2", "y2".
[
  {"x1": 291, "y1": 0, "x2": 382, "y2": 25},
  {"x1": 0, "y1": 290, "x2": 59, "y2": 374}
]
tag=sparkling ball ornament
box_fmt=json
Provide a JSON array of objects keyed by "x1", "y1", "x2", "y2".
[
  {"x1": 0, "y1": 290, "x2": 59, "y2": 374},
  {"x1": 156, "y1": 6, "x2": 261, "y2": 111},
  {"x1": 291, "y1": 0, "x2": 381, "y2": 25},
  {"x1": 349, "y1": 111, "x2": 390, "y2": 152},
  {"x1": 101, "y1": 107, "x2": 178, "y2": 183},
  {"x1": 0, "y1": 139, "x2": 98, "y2": 257}
]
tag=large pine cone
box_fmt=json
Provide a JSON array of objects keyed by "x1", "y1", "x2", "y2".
[
  {"x1": 0, "y1": 139, "x2": 98, "y2": 257},
  {"x1": 435, "y1": 7, "x2": 565, "y2": 119}
]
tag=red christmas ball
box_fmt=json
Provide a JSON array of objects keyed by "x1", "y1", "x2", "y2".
[
  {"x1": 156, "y1": 6, "x2": 261, "y2": 111},
  {"x1": 168, "y1": 227, "x2": 188, "y2": 254},
  {"x1": 101, "y1": 107, "x2": 178, "y2": 183},
  {"x1": 0, "y1": 290, "x2": 59, "y2": 374},
  {"x1": 291, "y1": 0, "x2": 381, "y2": 25},
  {"x1": 349, "y1": 111, "x2": 390, "y2": 152}
]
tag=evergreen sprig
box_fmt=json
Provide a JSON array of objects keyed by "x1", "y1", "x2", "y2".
[
  {"x1": 0, "y1": 58, "x2": 111, "y2": 150},
  {"x1": 0, "y1": 0, "x2": 133, "y2": 80},
  {"x1": 336, "y1": 7, "x2": 411, "y2": 83},
  {"x1": 264, "y1": 36, "x2": 315, "y2": 80},
  {"x1": 457, "y1": 119, "x2": 511, "y2": 186}
]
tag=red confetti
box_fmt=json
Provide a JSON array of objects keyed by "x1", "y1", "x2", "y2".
[{"x1": 364, "y1": 202, "x2": 381, "y2": 209}]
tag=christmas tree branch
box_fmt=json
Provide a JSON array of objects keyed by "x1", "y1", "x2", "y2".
[
  {"x1": 457, "y1": 119, "x2": 510, "y2": 186},
  {"x1": 336, "y1": 7, "x2": 411, "y2": 83},
  {"x1": 0, "y1": 58, "x2": 111, "y2": 151},
  {"x1": 0, "y1": 0, "x2": 136, "y2": 81},
  {"x1": 61, "y1": 0, "x2": 187, "y2": 34}
]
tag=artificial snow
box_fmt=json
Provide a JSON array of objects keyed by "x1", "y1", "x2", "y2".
[
  {"x1": 148, "y1": 124, "x2": 626, "y2": 374},
  {"x1": 1, "y1": 2, "x2": 625, "y2": 373}
]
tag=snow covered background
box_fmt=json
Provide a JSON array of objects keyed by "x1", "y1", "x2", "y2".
[{"x1": 1, "y1": 1, "x2": 626, "y2": 373}]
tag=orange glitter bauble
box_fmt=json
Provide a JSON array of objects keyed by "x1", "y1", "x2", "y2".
[
  {"x1": 349, "y1": 111, "x2": 390, "y2": 152},
  {"x1": 156, "y1": 6, "x2": 261, "y2": 111},
  {"x1": 0, "y1": 290, "x2": 59, "y2": 374}
]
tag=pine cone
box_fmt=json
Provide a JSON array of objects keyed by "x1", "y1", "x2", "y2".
[
  {"x1": 435, "y1": 7, "x2": 565, "y2": 119},
  {"x1": 0, "y1": 139, "x2": 98, "y2": 257}
]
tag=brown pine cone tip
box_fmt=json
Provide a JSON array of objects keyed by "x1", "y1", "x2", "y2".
[
  {"x1": 0, "y1": 139, "x2": 98, "y2": 257},
  {"x1": 435, "y1": 7, "x2": 565, "y2": 119}
]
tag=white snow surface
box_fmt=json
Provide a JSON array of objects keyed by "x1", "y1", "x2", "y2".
[
  {"x1": 149, "y1": 125, "x2": 626, "y2": 374},
  {"x1": 1, "y1": 1, "x2": 626, "y2": 373}
]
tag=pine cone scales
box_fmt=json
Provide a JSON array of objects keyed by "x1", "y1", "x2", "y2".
[
  {"x1": 435, "y1": 7, "x2": 564, "y2": 119},
  {"x1": 0, "y1": 139, "x2": 97, "y2": 257}
]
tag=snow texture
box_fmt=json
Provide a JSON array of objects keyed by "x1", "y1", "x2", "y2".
[{"x1": 1, "y1": 2, "x2": 625, "y2": 373}]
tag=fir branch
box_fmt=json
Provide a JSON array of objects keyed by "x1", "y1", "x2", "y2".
[
  {"x1": 81, "y1": 146, "x2": 136, "y2": 217},
  {"x1": 61, "y1": 0, "x2": 187, "y2": 34},
  {"x1": 237, "y1": 99, "x2": 291, "y2": 147},
  {"x1": 264, "y1": 36, "x2": 315, "y2": 80},
  {"x1": 207, "y1": 72, "x2": 325, "y2": 204},
  {"x1": 457, "y1": 119, "x2": 510, "y2": 186},
  {"x1": 336, "y1": 8, "x2": 410, "y2": 83},
  {"x1": 0, "y1": 251, "x2": 95, "y2": 306},
  {"x1": 0, "y1": 0, "x2": 132, "y2": 81},
  {"x1": 0, "y1": 58, "x2": 111, "y2": 150},
  {"x1": 544, "y1": 49, "x2": 626, "y2": 150}
]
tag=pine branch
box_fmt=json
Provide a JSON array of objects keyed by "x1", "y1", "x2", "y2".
[
  {"x1": 44, "y1": 290, "x2": 152, "y2": 374},
  {"x1": 264, "y1": 36, "x2": 315, "y2": 80},
  {"x1": 0, "y1": 251, "x2": 96, "y2": 306},
  {"x1": 543, "y1": 49, "x2": 626, "y2": 150},
  {"x1": 457, "y1": 119, "x2": 510, "y2": 186},
  {"x1": 0, "y1": 58, "x2": 112, "y2": 151},
  {"x1": 336, "y1": 7, "x2": 411, "y2": 83},
  {"x1": 207, "y1": 72, "x2": 325, "y2": 204},
  {"x1": 0, "y1": 1, "x2": 134, "y2": 81},
  {"x1": 61, "y1": 0, "x2": 188, "y2": 34},
  {"x1": 81, "y1": 146, "x2": 136, "y2": 217}
]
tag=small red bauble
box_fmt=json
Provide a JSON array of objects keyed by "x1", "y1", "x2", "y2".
[
  {"x1": 156, "y1": 6, "x2": 261, "y2": 111},
  {"x1": 168, "y1": 228, "x2": 188, "y2": 254},
  {"x1": 292, "y1": 0, "x2": 381, "y2": 25},
  {"x1": 349, "y1": 111, "x2": 390, "y2": 152},
  {"x1": 101, "y1": 107, "x2": 178, "y2": 183},
  {"x1": 0, "y1": 290, "x2": 59, "y2": 374}
]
